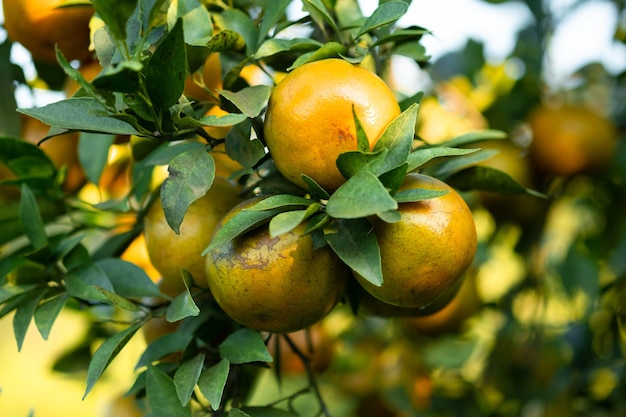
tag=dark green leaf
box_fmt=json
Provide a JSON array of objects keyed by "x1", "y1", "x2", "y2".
[
  {"x1": 371, "y1": 28, "x2": 431, "y2": 47},
  {"x1": 407, "y1": 146, "x2": 479, "y2": 172},
  {"x1": 238, "y1": 407, "x2": 300, "y2": 417},
  {"x1": 373, "y1": 103, "x2": 418, "y2": 174},
  {"x1": 288, "y1": 42, "x2": 346, "y2": 70},
  {"x1": 13, "y1": 288, "x2": 45, "y2": 351},
  {"x1": 440, "y1": 129, "x2": 507, "y2": 148},
  {"x1": 91, "y1": 0, "x2": 137, "y2": 42},
  {"x1": 19, "y1": 183, "x2": 48, "y2": 250},
  {"x1": 146, "y1": 365, "x2": 191, "y2": 417},
  {"x1": 142, "y1": 141, "x2": 204, "y2": 166},
  {"x1": 335, "y1": 149, "x2": 387, "y2": 182},
  {"x1": 84, "y1": 322, "x2": 142, "y2": 398},
  {"x1": 161, "y1": 146, "x2": 215, "y2": 234},
  {"x1": 173, "y1": 0, "x2": 213, "y2": 46},
  {"x1": 78, "y1": 133, "x2": 115, "y2": 184},
  {"x1": 95, "y1": 258, "x2": 162, "y2": 298},
  {"x1": 254, "y1": 38, "x2": 322, "y2": 60},
  {"x1": 92, "y1": 60, "x2": 142, "y2": 93},
  {"x1": 326, "y1": 170, "x2": 397, "y2": 219},
  {"x1": 426, "y1": 149, "x2": 498, "y2": 179},
  {"x1": 229, "y1": 410, "x2": 251, "y2": 417},
  {"x1": 356, "y1": 1, "x2": 409, "y2": 37},
  {"x1": 212, "y1": 9, "x2": 258, "y2": 56},
  {"x1": 244, "y1": 195, "x2": 314, "y2": 211},
  {"x1": 394, "y1": 188, "x2": 448, "y2": 203},
  {"x1": 219, "y1": 85, "x2": 271, "y2": 118},
  {"x1": 34, "y1": 293, "x2": 69, "y2": 340},
  {"x1": 94, "y1": 286, "x2": 141, "y2": 311},
  {"x1": 325, "y1": 218, "x2": 382, "y2": 286},
  {"x1": 18, "y1": 98, "x2": 138, "y2": 135},
  {"x1": 302, "y1": 0, "x2": 340, "y2": 35},
  {"x1": 197, "y1": 359, "x2": 230, "y2": 411},
  {"x1": 174, "y1": 353, "x2": 206, "y2": 406},
  {"x1": 65, "y1": 264, "x2": 115, "y2": 303},
  {"x1": 445, "y1": 166, "x2": 529, "y2": 195},
  {"x1": 166, "y1": 284, "x2": 200, "y2": 322},
  {"x1": 301, "y1": 174, "x2": 330, "y2": 200},
  {"x1": 136, "y1": 330, "x2": 194, "y2": 369},
  {"x1": 269, "y1": 205, "x2": 321, "y2": 238},
  {"x1": 219, "y1": 328, "x2": 273, "y2": 364},
  {"x1": 353, "y1": 105, "x2": 370, "y2": 152},
  {"x1": 145, "y1": 19, "x2": 186, "y2": 112},
  {"x1": 224, "y1": 119, "x2": 265, "y2": 169},
  {"x1": 206, "y1": 29, "x2": 246, "y2": 53},
  {"x1": 256, "y1": 0, "x2": 292, "y2": 47}
]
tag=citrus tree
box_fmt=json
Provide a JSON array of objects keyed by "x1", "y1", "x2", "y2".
[{"x1": 1, "y1": 0, "x2": 625, "y2": 416}]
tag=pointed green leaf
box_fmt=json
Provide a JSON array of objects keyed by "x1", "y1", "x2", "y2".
[
  {"x1": 245, "y1": 195, "x2": 313, "y2": 211},
  {"x1": 353, "y1": 105, "x2": 370, "y2": 152},
  {"x1": 394, "y1": 188, "x2": 448, "y2": 203},
  {"x1": 336, "y1": 149, "x2": 387, "y2": 180},
  {"x1": 229, "y1": 410, "x2": 251, "y2": 417},
  {"x1": 219, "y1": 328, "x2": 273, "y2": 364},
  {"x1": 302, "y1": 0, "x2": 339, "y2": 35},
  {"x1": 94, "y1": 286, "x2": 141, "y2": 311},
  {"x1": 325, "y1": 218, "x2": 382, "y2": 286},
  {"x1": 95, "y1": 258, "x2": 162, "y2": 298},
  {"x1": 326, "y1": 170, "x2": 397, "y2": 219},
  {"x1": 169, "y1": 0, "x2": 214, "y2": 46},
  {"x1": 18, "y1": 98, "x2": 138, "y2": 135},
  {"x1": 256, "y1": 0, "x2": 292, "y2": 46},
  {"x1": 34, "y1": 293, "x2": 69, "y2": 340},
  {"x1": 440, "y1": 129, "x2": 507, "y2": 148},
  {"x1": 371, "y1": 28, "x2": 431, "y2": 47},
  {"x1": 65, "y1": 264, "x2": 115, "y2": 303},
  {"x1": 205, "y1": 29, "x2": 246, "y2": 53},
  {"x1": 199, "y1": 112, "x2": 247, "y2": 128},
  {"x1": 13, "y1": 288, "x2": 46, "y2": 351},
  {"x1": 373, "y1": 103, "x2": 419, "y2": 174},
  {"x1": 254, "y1": 38, "x2": 322, "y2": 60},
  {"x1": 19, "y1": 183, "x2": 48, "y2": 250},
  {"x1": 145, "y1": 19, "x2": 186, "y2": 112},
  {"x1": 224, "y1": 119, "x2": 265, "y2": 169},
  {"x1": 301, "y1": 174, "x2": 330, "y2": 200},
  {"x1": 78, "y1": 133, "x2": 115, "y2": 184},
  {"x1": 212, "y1": 9, "x2": 258, "y2": 56},
  {"x1": 161, "y1": 146, "x2": 215, "y2": 234},
  {"x1": 269, "y1": 206, "x2": 320, "y2": 238},
  {"x1": 426, "y1": 149, "x2": 498, "y2": 179},
  {"x1": 166, "y1": 284, "x2": 200, "y2": 322},
  {"x1": 197, "y1": 359, "x2": 230, "y2": 411},
  {"x1": 91, "y1": 0, "x2": 137, "y2": 42},
  {"x1": 288, "y1": 42, "x2": 346, "y2": 70},
  {"x1": 143, "y1": 141, "x2": 204, "y2": 166},
  {"x1": 146, "y1": 365, "x2": 191, "y2": 417},
  {"x1": 84, "y1": 322, "x2": 142, "y2": 399},
  {"x1": 407, "y1": 146, "x2": 479, "y2": 172},
  {"x1": 356, "y1": 1, "x2": 409, "y2": 37},
  {"x1": 238, "y1": 407, "x2": 300, "y2": 417},
  {"x1": 174, "y1": 353, "x2": 206, "y2": 406},
  {"x1": 445, "y1": 166, "x2": 531, "y2": 195},
  {"x1": 136, "y1": 330, "x2": 194, "y2": 369},
  {"x1": 218, "y1": 85, "x2": 271, "y2": 118}
]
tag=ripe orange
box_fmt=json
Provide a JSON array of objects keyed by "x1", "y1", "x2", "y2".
[
  {"x1": 528, "y1": 104, "x2": 618, "y2": 176},
  {"x1": 184, "y1": 53, "x2": 222, "y2": 103},
  {"x1": 143, "y1": 177, "x2": 243, "y2": 295},
  {"x1": 263, "y1": 58, "x2": 401, "y2": 191},
  {"x1": 2, "y1": 0, "x2": 94, "y2": 63},
  {"x1": 205, "y1": 198, "x2": 350, "y2": 333},
  {"x1": 20, "y1": 114, "x2": 85, "y2": 192},
  {"x1": 356, "y1": 173, "x2": 477, "y2": 309}
]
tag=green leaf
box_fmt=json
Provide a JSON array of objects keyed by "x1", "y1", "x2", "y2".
[
  {"x1": 84, "y1": 322, "x2": 142, "y2": 399},
  {"x1": 203, "y1": 207, "x2": 281, "y2": 255},
  {"x1": 371, "y1": 28, "x2": 431, "y2": 47},
  {"x1": 145, "y1": 18, "x2": 186, "y2": 112},
  {"x1": 78, "y1": 133, "x2": 115, "y2": 184},
  {"x1": 352, "y1": 105, "x2": 370, "y2": 153},
  {"x1": 219, "y1": 328, "x2": 273, "y2": 364},
  {"x1": 238, "y1": 407, "x2": 300, "y2": 417},
  {"x1": 19, "y1": 183, "x2": 48, "y2": 250},
  {"x1": 65, "y1": 264, "x2": 115, "y2": 303},
  {"x1": 301, "y1": 174, "x2": 330, "y2": 200},
  {"x1": 143, "y1": 141, "x2": 204, "y2": 166},
  {"x1": 288, "y1": 42, "x2": 347, "y2": 70},
  {"x1": 356, "y1": 1, "x2": 409, "y2": 37},
  {"x1": 256, "y1": 0, "x2": 292, "y2": 47},
  {"x1": 34, "y1": 293, "x2": 69, "y2": 341},
  {"x1": 218, "y1": 85, "x2": 271, "y2": 118},
  {"x1": 325, "y1": 218, "x2": 382, "y2": 286},
  {"x1": 92, "y1": 60, "x2": 142, "y2": 93},
  {"x1": 166, "y1": 284, "x2": 200, "y2": 322},
  {"x1": 136, "y1": 330, "x2": 194, "y2": 369},
  {"x1": 325, "y1": 170, "x2": 397, "y2": 219},
  {"x1": 91, "y1": 0, "x2": 137, "y2": 42},
  {"x1": 407, "y1": 146, "x2": 479, "y2": 172},
  {"x1": 146, "y1": 365, "x2": 191, "y2": 417},
  {"x1": 18, "y1": 98, "x2": 138, "y2": 135},
  {"x1": 336, "y1": 149, "x2": 387, "y2": 180},
  {"x1": 426, "y1": 149, "x2": 499, "y2": 180},
  {"x1": 197, "y1": 359, "x2": 230, "y2": 411},
  {"x1": 244, "y1": 195, "x2": 314, "y2": 211},
  {"x1": 394, "y1": 188, "x2": 448, "y2": 203},
  {"x1": 269, "y1": 205, "x2": 321, "y2": 238},
  {"x1": 224, "y1": 119, "x2": 265, "y2": 169},
  {"x1": 174, "y1": 353, "x2": 206, "y2": 406},
  {"x1": 161, "y1": 146, "x2": 215, "y2": 234},
  {"x1": 439, "y1": 129, "x2": 507, "y2": 148},
  {"x1": 212, "y1": 9, "x2": 258, "y2": 56},
  {"x1": 95, "y1": 258, "x2": 162, "y2": 298},
  {"x1": 392, "y1": 41, "x2": 429, "y2": 62},
  {"x1": 169, "y1": 0, "x2": 214, "y2": 46},
  {"x1": 199, "y1": 112, "x2": 247, "y2": 128},
  {"x1": 229, "y1": 410, "x2": 251, "y2": 417},
  {"x1": 302, "y1": 0, "x2": 340, "y2": 36},
  {"x1": 94, "y1": 286, "x2": 141, "y2": 311},
  {"x1": 372, "y1": 103, "x2": 419, "y2": 174},
  {"x1": 254, "y1": 38, "x2": 322, "y2": 60},
  {"x1": 445, "y1": 166, "x2": 530, "y2": 195},
  {"x1": 13, "y1": 288, "x2": 46, "y2": 351},
  {"x1": 205, "y1": 29, "x2": 246, "y2": 53}
]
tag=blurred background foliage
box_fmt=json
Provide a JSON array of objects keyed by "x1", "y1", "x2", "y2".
[{"x1": 1, "y1": 0, "x2": 625, "y2": 416}]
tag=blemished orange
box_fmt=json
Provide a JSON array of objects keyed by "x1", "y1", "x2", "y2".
[
  {"x1": 184, "y1": 53, "x2": 222, "y2": 103},
  {"x1": 356, "y1": 173, "x2": 477, "y2": 309},
  {"x1": 263, "y1": 58, "x2": 401, "y2": 191},
  {"x1": 205, "y1": 198, "x2": 350, "y2": 333},
  {"x1": 20, "y1": 114, "x2": 86, "y2": 192},
  {"x1": 2, "y1": 0, "x2": 94, "y2": 63},
  {"x1": 528, "y1": 104, "x2": 618, "y2": 176},
  {"x1": 143, "y1": 177, "x2": 243, "y2": 295}
]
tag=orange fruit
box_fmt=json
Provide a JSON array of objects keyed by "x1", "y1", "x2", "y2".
[
  {"x1": 356, "y1": 173, "x2": 477, "y2": 309},
  {"x1": 2, "y1": 0, "x2": 94, "y2": 63},
  {"x1": 184, "y1": 53, "x2": 222, "y2": 103},
  {"x1": 205, "y1": 198, "x2": 350, "y2": 333},
  {"x1": 528, "y1": 104, "x2": 618, "y2": 176},
  {"x1": 143, "y1": 177, "x2": 243, "y2": 295},
  {"x1": 120, "y1": 234, "x2": 160, "y2": 283},
  {"x1": 263, "y1": 58, "x2": 401, "y2": 191}
]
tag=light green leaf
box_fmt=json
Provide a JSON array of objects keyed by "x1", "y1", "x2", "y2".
[
  {"x1": 356, "y1": 1, "x2": 409, "y2": 37},
  {"x1": 218, "y1": 85, "x2": 271, "y2": 118},
  {"x1": 269, "y1": 205, "x2": 321, "y2": 238},
  {"x1": 394, "y1": 188, "x2": 448, "y2": 203},
  {"x1": 91, "y1": 0, "x2": 137, "y2": 42},
  {"x1": 325, "y1": 170, "x2": 397, "y2": 219},
  {"x1": 166, "y1": 283, "x2": 200, "y2": 322},
  {"x1": 373, "y1": 103, "x2": 419, "y2": 174}
]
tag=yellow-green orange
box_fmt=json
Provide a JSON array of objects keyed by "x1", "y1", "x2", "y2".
[
  {"x1": 143, "y1": 178, "x2": 243, "y2": 295},
  {"x1": 356, "y1": 173, "x2": 477, "y2": 309},
  {"x1": 206, "y1": 198, "x2": 349, "y2": 333},
  {"x1": 264, "y1": 58, "x2": 400, "y2": 191}
]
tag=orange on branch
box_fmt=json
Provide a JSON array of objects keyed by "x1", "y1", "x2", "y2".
[
  {"x1": 2, "y1": 0, "x2": 94, "y2": 63},
  {"x1": 263, "y1": 58, "x2": 400, "y2": 191},
  {"x1": 356, "y1": 174, "x2": 477, "y2": 309}
]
